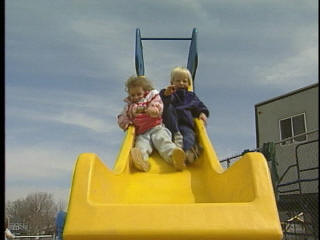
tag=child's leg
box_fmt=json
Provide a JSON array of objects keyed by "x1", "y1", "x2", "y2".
[
  {"x1": 162, "y1": 104, "x2": 179, "y2": 133},
  {"x1": 162, "y1": 104, "x2": 180, "y2": 134},
  {"x1": 132, "y1": 132, "x2": 153, "y2": 171},
  {"x1": 162, "y1": 104, "x2": 183, "y2": 147},
  {"x1": 179, "y1": 125, "x2": 200, "y2": 164},
  {"x1": 135, "y1": 132, "x2": 153, "y2": 160},
  {"x1": 179, "y1": 125, "x2": 196, "y2": 151},
  {"x1": 150, "y1": 125, "x2": 186, "y2": 170}
]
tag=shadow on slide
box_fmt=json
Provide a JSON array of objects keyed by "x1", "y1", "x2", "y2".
[{"x1": 62, "y1": 119, "x2": 283, "y2": 240}]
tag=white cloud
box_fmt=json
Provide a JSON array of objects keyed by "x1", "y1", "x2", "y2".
[
  {"x1": 255, "y1": 46, "x2": 318, "y2": 88},
  {"x1": 45, "y1": 110, "x2": 114, "y2": 133},
  {"x1": 69, "y1": 18, "x2": 131, "y2": 41},
  {"x1": 6, "y1": 86, "x2": 121, "y2": 134},
  {"x1": 253, "y1": 24, "x2": 318, "y2": 89},
  {"x1": 6, "y1": 146, "x2": 74, "y2": 178},
  {"x1": 5, "y1": 146, "x2": 73, "y2": 202},
  {"x1": 5, "y1": 144, "x2": 120, "y2": 202},
  {"x1": 5, "y1": 0, "x2": 318, "y2": 203}
]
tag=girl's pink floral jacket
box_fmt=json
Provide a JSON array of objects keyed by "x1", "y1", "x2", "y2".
[{"x1": 117, "y1": 89, "x2": 163, "y2": 134}]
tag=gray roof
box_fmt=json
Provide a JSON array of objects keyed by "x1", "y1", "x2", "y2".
[{"x1": 255, "y1": 83, "x2": 318, "y2": 107}]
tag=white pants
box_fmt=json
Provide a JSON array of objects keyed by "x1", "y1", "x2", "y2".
[{"x1": 135, "y1": 124, "x2": 176, "y2": 163}]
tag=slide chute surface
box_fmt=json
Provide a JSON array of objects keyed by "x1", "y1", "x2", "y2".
[{"x1": 63, "y1": 119, "x2": 283, "y2": 240}]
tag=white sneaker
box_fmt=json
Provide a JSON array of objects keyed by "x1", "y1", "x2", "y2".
[
  {"x1": 130, "y1": 147, "x2": 150, "y2": 172},
  {"x1": 171, "y1": 147, "x2": 186, "y2": 171}
]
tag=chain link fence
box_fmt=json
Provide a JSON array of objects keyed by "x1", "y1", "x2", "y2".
[
  {"x1": 220, "y1": 132, "x2": 319, "y2": 240},
  {"x1": 278, "y1": 138, "x2": 318, "y2": 240}
]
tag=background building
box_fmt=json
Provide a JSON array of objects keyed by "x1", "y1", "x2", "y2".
[{"x1": 255, "y1": 83, "x2": 318, "y2": 239}]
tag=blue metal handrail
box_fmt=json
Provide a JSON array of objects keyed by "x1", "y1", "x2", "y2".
[
  {"x1": 135, "y1": 28, "x2": 198, "y2": 89},
  {"x1": 135, "y1": 28, "x2": 144, "y2": 76},
  {"x1": 187, "y1": 28, "x2": 198, "y2": 83}
]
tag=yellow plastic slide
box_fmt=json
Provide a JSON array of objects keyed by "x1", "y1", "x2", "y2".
[{"x1": 63, "y1": 119, "x2": 282, "y2": 240}]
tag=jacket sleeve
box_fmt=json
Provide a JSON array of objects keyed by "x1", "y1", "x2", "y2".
[
  {"x1": 191, "y1": 93, "x2": 210, "y2": 118},
  {"x1": 159, "y1": 88, "x2": 173, "y2": 105},
  {"x1": 117, "y1": 104, "x2": 132, "y2": 130},
  {"x1": 147, "y1": 93, "x2": 163, "y2": 117}
]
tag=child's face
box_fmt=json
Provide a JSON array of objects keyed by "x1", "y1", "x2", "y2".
[
  {"x1": 129, "y1": 86, "x2": 145, "y2": 103},
  {"x1": 171, "y1": 72, "x2": 189, "y2": 89}
]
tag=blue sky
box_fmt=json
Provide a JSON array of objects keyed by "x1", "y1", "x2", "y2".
[{"x1": 5, "y1": 0, "x2": 318, "y2": 203}]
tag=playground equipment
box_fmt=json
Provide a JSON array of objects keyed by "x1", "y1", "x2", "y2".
[{"x1": 57, "y1": 29, "x2": 283, "y2": 240}]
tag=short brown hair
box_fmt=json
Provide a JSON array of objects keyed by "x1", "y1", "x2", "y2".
[{"x1": 125, "y1": 75, "x2": 154, "y2": 92}]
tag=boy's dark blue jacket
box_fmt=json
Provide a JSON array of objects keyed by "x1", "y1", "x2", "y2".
[{"x1": 159, "y1": 88, "x2": 209, "y2": 130}]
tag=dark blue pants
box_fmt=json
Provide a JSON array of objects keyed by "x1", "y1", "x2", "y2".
[{"x1": 162, "y1": 104, "x2": 195, "y2": 151}]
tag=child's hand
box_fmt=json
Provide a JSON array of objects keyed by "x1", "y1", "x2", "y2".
[
  {"x1": 164, "y1": 85, "x2": 176, "y2": 96},
  {"x1": 145, "y1": 107, "x2": 159, "y2": 117},
  {"x1": 135, "y1": 106, "x2": 145, "y2": 114},
  {"x1": 199, "y1": 113, "x2": 207, "y2": 126},
  {"x1": 124, "y1": 123, "x2": 130, "y2": 130},
  {"x1": 119, "y1": 121, "x2": 132, "y2": 131},
  {"x1": 132, "y1": 105, "x2": 145, "y2": 117}
]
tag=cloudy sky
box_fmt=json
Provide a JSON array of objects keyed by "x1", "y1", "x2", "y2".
[{"x1": 5, "y1": 0, "x2": 318, "y2": 203}]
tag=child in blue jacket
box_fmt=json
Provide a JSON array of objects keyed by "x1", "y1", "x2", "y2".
[{"x1": 160, "y1": 66, "x2": 209, "y2": 164}]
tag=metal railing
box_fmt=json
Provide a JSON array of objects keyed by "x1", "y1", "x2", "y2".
[
  {"x1": 276, "y1": 136, "x2": 318, "y2": 195},
  {"x1": 14, "y1": 235, "x2": 54, "y2": 240},
  {"x1": 219, "y1": 129, "x2": 319, "y2": 239},
  {"x1": 220, "y1": 129, "x2": 318, "y2": 167},
  {"x1": 135, "y1": 28, "x2": 198, "y2": 89},
  {"x1": 278, "y1": 137, "x2": 319, "y2": 239}
]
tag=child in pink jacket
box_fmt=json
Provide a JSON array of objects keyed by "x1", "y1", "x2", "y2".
[{"x1": 118, "y1": 75, "x2": 185, "y2": 172}]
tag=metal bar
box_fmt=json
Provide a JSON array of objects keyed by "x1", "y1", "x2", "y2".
[
  {"x1": 277, "y1": 181, "x2": 299, "y2": 187},
  {"x1": 295, "y1": 151, "x2": 302, "y2": 195},
  {"x1": 278, "y1": 164, "x2": 297, "y2": 184},
  {"x1": 300, "y1": 177, "x2": 319, "y2": 182},
  {"x1": 278, "y1": 188, "x2": 300, "y2": 193},
  {"x1": 187, "y1": 28, "x2": 198, "y2": 86},
  {"x1": 274, "y1": 129, "x2": 318, "y2": 145},
  {"x1": 14, "y1": 235, "x2": 53, "y2": 238},
  {"x1": 277, "y1": 177, "x2": 319, "y2": 187},
  {"x1": 282, "y1": 232, "x2": 315, "y2": 237},
  {"x1": 220, "y1": 147, "x2": 262, "y2": 163},
  {"x1": 220, "y1": 129, "x2": 318, "y2": 163},
  {"x1": 220, "y1": 153, "x2": 242, "y2": 162},
  {"x1": 135, "y1": 28, "x2": 144, "y2": 76},
  {"x1": 296, "y1": 139, "x2": 319, "y2": 150},
  {"x1": 141, "y1": 37, "x2": 192, "y2": 40},
  {"x1": 275, "y1": 138, "x2": 319, "y2": 195},
  {"x1": 300, "y1": 167, "x2": 319, "y2": 172},
  {"x1": 295, "y1": 138, "x2": 319, "y2": 195},
  {"x1": 135, "y1": 28, "x2": 198, "y2": 82}
]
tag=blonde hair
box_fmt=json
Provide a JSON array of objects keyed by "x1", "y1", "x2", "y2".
[
  {"x1": 170, "y1": 66, "x2": 193, "y2": 85},
  {"x1": 125, "y1": 75, "x2": 154, "y2": 93}
]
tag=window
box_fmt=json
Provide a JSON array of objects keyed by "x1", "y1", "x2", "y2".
[{"x1": 279, "y1": 113, "x2": 307, "y2": 145}]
